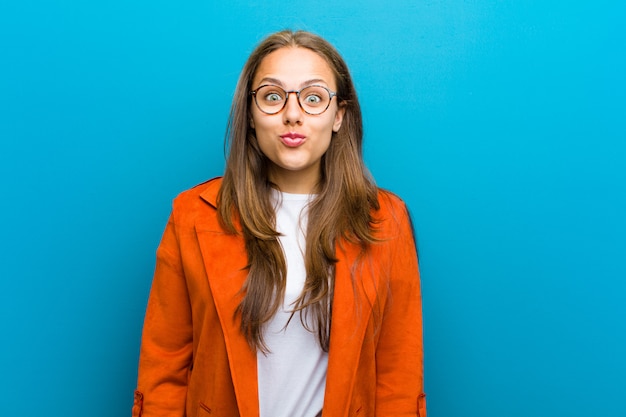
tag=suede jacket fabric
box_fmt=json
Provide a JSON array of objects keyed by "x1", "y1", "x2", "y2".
[{"x1": 133, "y1": 177, "x2": 426, "y2": 417}]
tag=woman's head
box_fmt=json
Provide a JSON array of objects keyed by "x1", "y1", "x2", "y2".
[{"x1": 225, "y1": 30, "x2": 364, "y2": 194}]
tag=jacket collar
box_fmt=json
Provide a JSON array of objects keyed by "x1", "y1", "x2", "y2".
[{"x1": 199, "y1": 176, "x2": 222, "y2": 208}]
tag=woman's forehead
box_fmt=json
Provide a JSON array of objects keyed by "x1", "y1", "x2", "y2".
[{"x1": 253, "y1": 47, "x2": 336, "y2": 89}]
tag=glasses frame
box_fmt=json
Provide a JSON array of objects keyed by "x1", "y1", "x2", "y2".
[{"x1": 250, "y1": 84, "x2": 338, "y2": 115}]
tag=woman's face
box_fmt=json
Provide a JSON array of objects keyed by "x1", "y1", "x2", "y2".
[{"x1": 250, "y1": 47, "x2": 345, "y2": 194}]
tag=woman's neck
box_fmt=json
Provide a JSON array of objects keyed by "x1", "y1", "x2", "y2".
[{"x1": 268, "y1": 166, "x2": 320, "y2": 194}]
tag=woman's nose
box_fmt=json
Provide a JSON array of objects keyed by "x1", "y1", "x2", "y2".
[{"x1": 283, "y1": 92, "x2": 304, "y2": 125}]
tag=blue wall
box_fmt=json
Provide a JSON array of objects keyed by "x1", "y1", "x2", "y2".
[{"x1": 1, "y1": 1, "x2": 624, "y2": 416}]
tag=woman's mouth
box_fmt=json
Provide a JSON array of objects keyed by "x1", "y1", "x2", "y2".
[{"x1": 280, "y1": 132, "x2": 306, "y2": 147}]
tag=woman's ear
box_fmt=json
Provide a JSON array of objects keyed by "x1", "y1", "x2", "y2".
[
  {"x1": 249, "y1": 117, "x2": 255, "y2": 129},
  {"x1": 332, "y1": 104, "x2": 346, "y2": 132}
]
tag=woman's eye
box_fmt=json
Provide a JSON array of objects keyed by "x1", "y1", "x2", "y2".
[
  {"x1": 304, "y1": 94, "x2": 322, "y2": 104},
  {"x1": 265, "y1": 93, "x2": 283, "y2": 102}
]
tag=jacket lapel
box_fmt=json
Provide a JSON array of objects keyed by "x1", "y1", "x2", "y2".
[
  {"x1": 324, "y1": 242, "x2": 380, "y2": 416},
  {"x1": 196, "y1": 181, "x2": 259, "y2": 417}
]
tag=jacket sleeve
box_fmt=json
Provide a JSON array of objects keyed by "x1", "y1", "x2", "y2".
[
  {"x1": 133, "y1": 214, "x2": 193, "y2": 417},
  {"x1": 375, "y1": 200, "x2": 427, "y2": 417}
]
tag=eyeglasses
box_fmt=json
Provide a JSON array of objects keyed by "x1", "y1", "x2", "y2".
[{"x1": 250, "y1": 84, "x2": 338, "y2": 115}]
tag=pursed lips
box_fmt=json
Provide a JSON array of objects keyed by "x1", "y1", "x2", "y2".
[
  {"x1": 280, "y1": 132, "x2": 305, "y2": 139},
  {"x1": 279, "y1": 132, "x2": 306, "y2": 147}
]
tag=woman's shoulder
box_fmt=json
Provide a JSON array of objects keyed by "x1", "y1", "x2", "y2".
[
  {"x1": 173, "y1": 177, "x2": 223, "y2": 207},
  {"x1": 167, "y1": 177, "x2": 223, "y2": 226},
  {"x1": 373, "y1": 188, "x2": 414, "y2": 238},
  {"x1": 376, "y1": 187, "x2": 408, "y2": 214}
]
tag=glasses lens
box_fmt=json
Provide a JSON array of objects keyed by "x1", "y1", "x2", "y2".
[
  {"x1": 299, "y1": 86, "x2": 331, "y2": 115},
  {"x1": 255, "y1": 85, "x2": 287, "y2": 114}
]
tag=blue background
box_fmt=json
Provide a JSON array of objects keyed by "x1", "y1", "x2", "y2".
[{"x1": 1, "y1": 1, "x2": 624, "y2": 416}]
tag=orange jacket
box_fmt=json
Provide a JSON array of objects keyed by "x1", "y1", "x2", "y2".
[{"x1": 133, "y1": 177, "x2": 426, "y2": 417}]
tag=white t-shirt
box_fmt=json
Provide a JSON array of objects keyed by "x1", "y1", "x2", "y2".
[{"x1": 257, "y1": 191, "x2": 327, "y2": 417}]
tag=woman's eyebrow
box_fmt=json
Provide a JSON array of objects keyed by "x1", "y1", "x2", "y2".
[
  {"x1": 257, "y1": 77, "x2": 283, "y2": 86},
  {"x1": 256, "y1": 77, "x2": 329, "y2": 88},
  {"x1": 300, "y1": 78, "x2": 327, "y2": 87}
]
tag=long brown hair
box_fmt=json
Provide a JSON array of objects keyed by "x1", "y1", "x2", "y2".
[{"x1": 218, "y1": 30, "x2": 379, "y2": 353}]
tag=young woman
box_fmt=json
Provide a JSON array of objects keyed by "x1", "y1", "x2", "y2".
[{"x1": 133, "y1": 30, "x2": 426, "y2": 417}]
